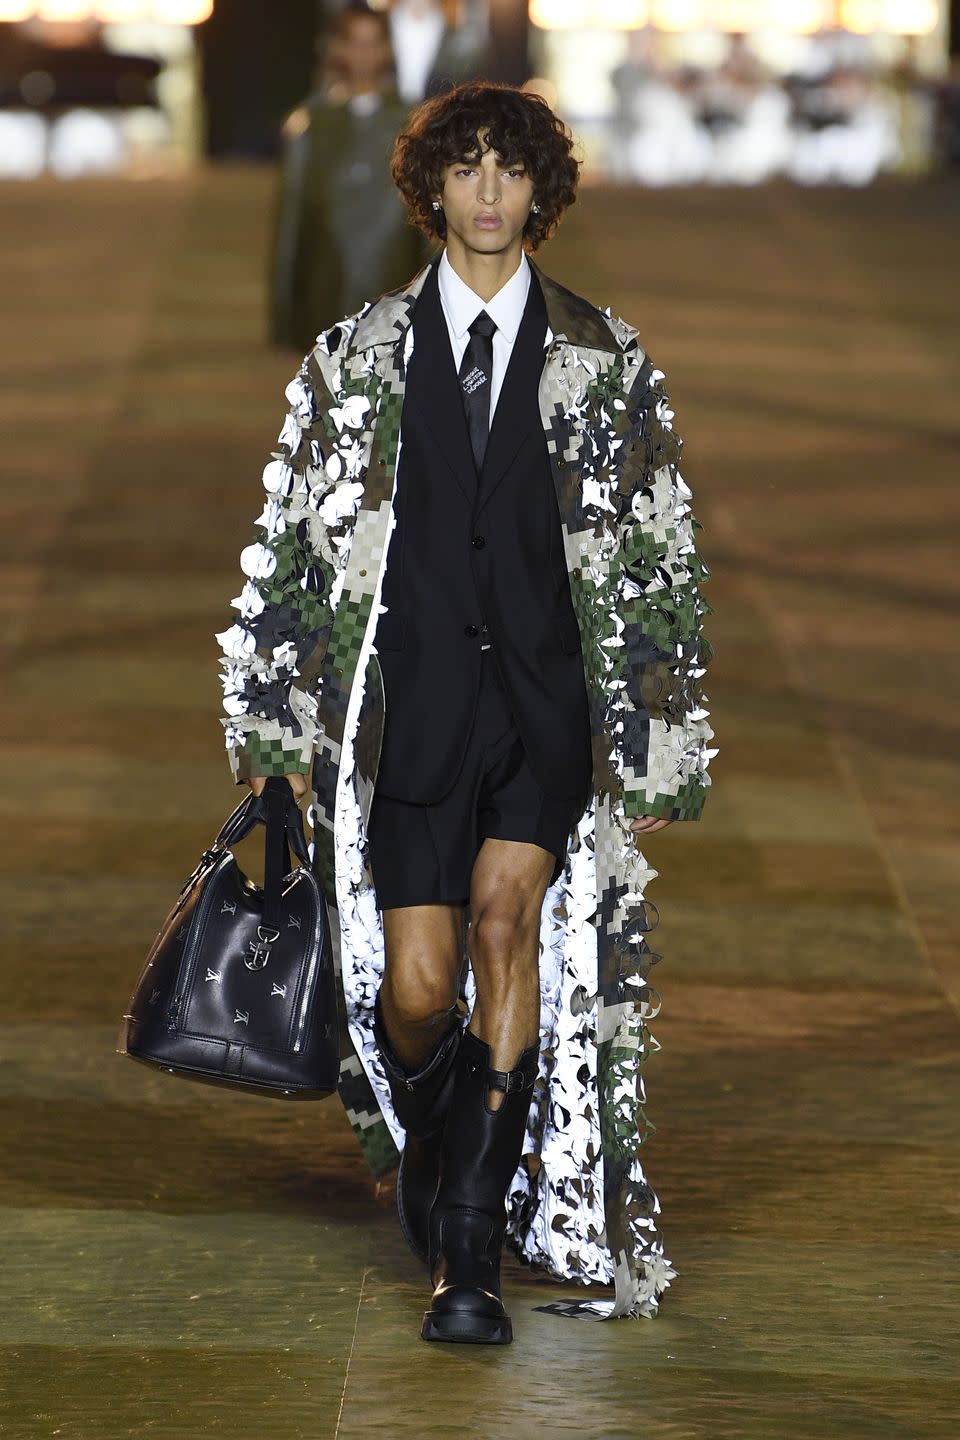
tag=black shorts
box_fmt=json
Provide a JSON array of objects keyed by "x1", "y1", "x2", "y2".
[{"x1": 367, "y1": 648, "x2": 585, "y2": 911}]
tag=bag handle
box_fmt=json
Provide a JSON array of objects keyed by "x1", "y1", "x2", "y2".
[
  {"x1": 261, "y1": 778, "x2": 298, "y2": 934},
  {"x1": 208, "y1": 778, "x2": 311, "y2": 869},
  {"x1": 176, "y1": 780, "x2": 310, "y2": 909}
]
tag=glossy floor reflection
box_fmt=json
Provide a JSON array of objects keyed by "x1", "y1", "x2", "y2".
[{"x1": 1, "y1": 173, "x2": 958, "y2": 1439}]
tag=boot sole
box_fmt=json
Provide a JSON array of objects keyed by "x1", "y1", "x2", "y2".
[
  {"x1": 396, "y1": 1150, "x2": 429, "y2": 1265},
  {"x1": 420, "y1": 1312, "x2": 512, "y2": 1345}
]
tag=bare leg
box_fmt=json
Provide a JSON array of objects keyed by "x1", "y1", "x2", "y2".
[
  {"x1": 466, "y1": 838, "x2": 555, "y2": 1108},
  {"x1": 380, "y1": 904, "x2": 463, "y2": 1070}
]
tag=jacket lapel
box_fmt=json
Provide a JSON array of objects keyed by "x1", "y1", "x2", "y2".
[{"x1": 408, "y1": 261, "x2": 477, "y2": 504}]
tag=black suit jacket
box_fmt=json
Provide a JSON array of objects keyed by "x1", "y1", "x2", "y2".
[{"x1": 372, "y1": 260, "x2": 593, "y2": 807}]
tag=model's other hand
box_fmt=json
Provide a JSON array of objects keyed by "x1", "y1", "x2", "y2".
[
  {"x1": 629, "y1": 816, "x2": 673, "y2": 836},
  {"x1": 246, "y1": 773, "x2": 309, "y2": 800}
]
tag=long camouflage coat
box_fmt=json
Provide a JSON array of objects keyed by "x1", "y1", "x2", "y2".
[{"x1": 217, "y1": 256, "x2": 715, "y2": 1319}]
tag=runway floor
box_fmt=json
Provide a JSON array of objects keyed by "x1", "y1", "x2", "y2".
[{"x1": 1, "y1": 171, "x2": 958, "y2": 1439}]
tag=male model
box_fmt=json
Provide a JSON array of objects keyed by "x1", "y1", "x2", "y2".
[{"x1": 219, "y1": 82, "x2": 714, "y2": 1345}]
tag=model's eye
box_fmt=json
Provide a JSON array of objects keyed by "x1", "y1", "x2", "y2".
[
  {"x1": 505, "y1": 168, "x2": 526, "y2": 179},
  {"x1": 455, "y1": 166, "x2": 478, "y2": 177}
]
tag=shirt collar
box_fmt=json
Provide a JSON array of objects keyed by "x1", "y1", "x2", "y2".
[{"x1": 438, "y1": 248, "x2": 531, "y2": 345}]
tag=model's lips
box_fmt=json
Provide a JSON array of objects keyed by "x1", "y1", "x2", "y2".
[{"x1": 474, "y1": 214, "x2": 502, "y2": 229}]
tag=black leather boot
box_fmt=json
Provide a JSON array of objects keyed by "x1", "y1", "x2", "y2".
[
  {"x1": 373, "y1": 989, "x2": 464, "y2": 1263},
  {"x1": 421, "y1": 1029, "x2": 539, "y2": 1345}
]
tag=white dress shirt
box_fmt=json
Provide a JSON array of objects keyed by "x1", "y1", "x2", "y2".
[
  {"x1": 346, "y1": 92, "x2": 382, "y2": 119},
  {"x1": 437, "y1": 249, "x2": 553, "y2": 424},
  {"x1": 389, "y1": 7, "x2": 446, "y2": 104}
]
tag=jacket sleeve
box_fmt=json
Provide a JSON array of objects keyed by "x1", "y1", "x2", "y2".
[
  {"x1": 216, "y1": 347, "x2": 343, "y2": 785},
  {"x1": 611, "y1": 353, "x2": 715, "y2": 822}
]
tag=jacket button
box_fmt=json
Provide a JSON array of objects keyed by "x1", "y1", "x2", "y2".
[
  {"x1": 464, "y1": 624, "x2": 479, "y2": 638},
  {"x1": 557, "y1": 457, "x2": 566, "y2": 469},
  {"x1": 471, "y1": 535, "x2": 486, "y2": 549}
]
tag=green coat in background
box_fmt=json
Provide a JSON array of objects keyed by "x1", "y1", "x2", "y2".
[{"x1": 269, "y1": 91, "x2": 429, "y2": 353}]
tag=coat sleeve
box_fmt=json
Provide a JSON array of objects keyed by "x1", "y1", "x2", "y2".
[
  {"x1": 612, "y1": 354, "x2": 715, "y2": 822},
  {"x1": 216, "y1": 346, "x2": 343, "y2": 785}
]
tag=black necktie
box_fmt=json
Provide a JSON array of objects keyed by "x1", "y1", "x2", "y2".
[{"x1": 458, "y1": 311, "x2": 497, "y2": 473}]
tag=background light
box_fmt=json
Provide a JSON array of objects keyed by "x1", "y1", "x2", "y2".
[
  {"x1": 530, "y1": 0, "x2": 938, "y2": 28},
  {"x1": 878, "y1": 0, "x2": 938, "y2": 30},
  {"x1": 35, "y1": 0, "x2": 93, "y2": 18},
  {"x1": 94, "y1": 0, "x2": 149, "y2": 20},
  {"x1": 529, "y1": 0, "x2": 589, "y2": 26},
  {"x1": 8, "y1": 0, "x2": 214, "y2": 19},
  {"x1": 838, "y1": 0, "x2": 877, "y2": 28},
  {"x1": 649, "y1": 0, "x2": 706, "y2": 30},
  {"x1": 155, "y1": 0, "x2": 212, "y2": 21},
  {"x1": 594, "y1": 0, "x2": 649, "y2": 23},
  {"x1": 770, "y1": 0, "x2": 830, "y2": 31},
  {"x1": 709, "y1": 0, "x2": 765, "y2": 30},
  {"x1": 530, "y1": 0, "x2": 650, "y2": 23}
]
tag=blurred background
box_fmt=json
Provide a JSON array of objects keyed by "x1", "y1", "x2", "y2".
[{"x1": 0, "y1": 0, "x2": 957, "y2": 186}]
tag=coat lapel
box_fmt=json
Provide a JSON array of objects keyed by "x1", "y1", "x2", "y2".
[{"x1": 530, "y1": 259, "x2": 620, "y2": 354}]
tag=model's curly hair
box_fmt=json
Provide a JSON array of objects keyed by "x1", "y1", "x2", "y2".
[{"x1": 391, "y1": 82, "x2": 580, "y2": 251}]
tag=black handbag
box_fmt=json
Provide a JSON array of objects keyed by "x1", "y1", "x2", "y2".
[{"x1": 118, "y1": 777, "x2": 339, "y2": 1099}]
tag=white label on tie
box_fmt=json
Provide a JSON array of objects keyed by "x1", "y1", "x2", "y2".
[{"x1": 461, "y1": 366, "x2": 487, "y2": 396}]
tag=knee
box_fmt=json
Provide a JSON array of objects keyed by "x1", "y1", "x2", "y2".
[
  {"x1": 470, "y1": 904, "x2": 539, "y2": 991},
  {"x1": 383, "y1": 964, "x2": 458, "y2": 1029}
]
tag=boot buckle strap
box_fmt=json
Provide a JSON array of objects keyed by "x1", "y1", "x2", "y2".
[{"x1": 485, "y1": 1058, "x2": 538, "y2": 1095}]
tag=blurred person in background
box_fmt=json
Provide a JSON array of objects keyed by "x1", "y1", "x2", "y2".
[
  {"x1": 389, "y1": 0, "x2": 486, "y2": 104},
  {"x1": 610, "y1": 32, "x2": 711, "y2": 187},
  {"x1": 790, "y1": 66, "x2": 899, "y2": 186},
  {"x1": 269, "y1": 4, "x2": 427, "y2": 351},
  {"x1": 706, "y1": 34, "x2": 792, "y2": 186},
  {"x1": 933, "y1": 59, "x2": 960, "y2": 171}
]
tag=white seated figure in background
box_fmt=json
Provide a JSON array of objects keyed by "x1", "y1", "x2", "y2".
[
  {"x1": 709, "y1": 83, "x2": 793, "y2": 185},
  {"x1": 0, "y1": 113, "x2": 48, "y2": 179},
  {"x1": 705, "y1": 33, "x2": 792, "y2": 185},
  {"x1": 48, "y1": 108, "x2": 127, "y2": 178},
  {"x1": 612, "y1": 32, "x2": 712, "y2": 187},
  {"x1": 628, "y1": 74, "x2": 713, "y2": 186},
  {"x1": 790, "y1": 69, "x2": 900, "y2": 186}
]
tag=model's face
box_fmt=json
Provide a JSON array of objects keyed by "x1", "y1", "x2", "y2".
[
  {"x1": 437, "y1": 134, "x2": 535, "y2": 256},
  {"x1": 334, "y1": 17, "x2": 392, "y2": 89}
]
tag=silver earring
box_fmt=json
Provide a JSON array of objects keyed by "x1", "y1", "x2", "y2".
[
  {"x1": 432, "y1": 201, "x2": 442, "y2": 211},
  {"x1": 531, "y1": 203, "x2": 540, "y2": 214}
]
